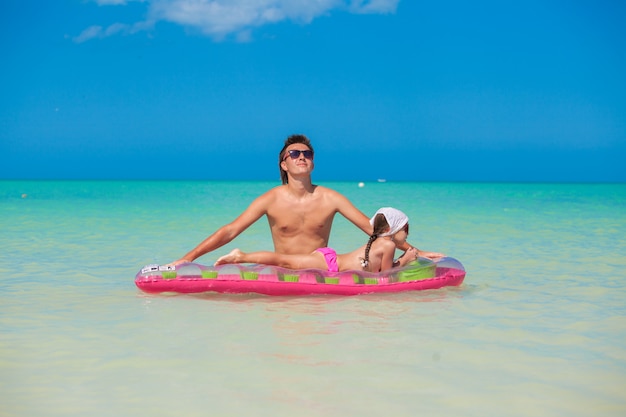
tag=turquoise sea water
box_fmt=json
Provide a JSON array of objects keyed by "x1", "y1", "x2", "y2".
[{"x1": 1, "y1": 180, "x2": 625, "y2": 417}]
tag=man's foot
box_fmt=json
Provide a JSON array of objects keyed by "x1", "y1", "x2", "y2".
[{"x1": 214, "y1": 248, "x2": 244, "y2": 265}]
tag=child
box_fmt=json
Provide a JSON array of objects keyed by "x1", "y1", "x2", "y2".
[{"x1": 214, "y1": 207, "x2": 420, "y2": 273}]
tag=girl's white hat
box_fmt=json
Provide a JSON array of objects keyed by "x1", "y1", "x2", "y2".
[{"x1": 370, "y1": 207, "x2": 408, "y2": 237}]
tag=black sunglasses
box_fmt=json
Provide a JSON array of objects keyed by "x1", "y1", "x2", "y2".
[{"x1": 283, "y1": 149, "x2": 314, "y2": 160}]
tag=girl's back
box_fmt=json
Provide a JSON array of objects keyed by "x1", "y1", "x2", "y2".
[{"x1": 337, "y1": 238, "x2": 396, "y2": 272}]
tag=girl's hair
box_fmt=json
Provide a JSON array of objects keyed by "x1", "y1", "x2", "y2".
[
  {"x1": 362, "y1": 213, "x2": 390, "y2": 268},
  {"x1": 278, "y1": 134, "x2": 314, "y2": 184}
]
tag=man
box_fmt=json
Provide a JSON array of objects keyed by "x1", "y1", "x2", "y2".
[{"x1": 171, "y1": 134, "x2": 441, "y2": 265}]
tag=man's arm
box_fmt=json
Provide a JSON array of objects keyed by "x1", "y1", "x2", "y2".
[
  {"x1": 331, "y1": 191, "x2": 421, "y2": 250},
  {"x1": 171, "y1": 191, "x2": 273, "y2": 265},
  {"x1": 330, "y1": 190, "x2": 373, "y2": 234},
  {"x1": 396, "y1": 241, "x2": 445, "y2": 260},
  {"x1": 331, "y1": 189, "x2": 444, "y2": 259}
]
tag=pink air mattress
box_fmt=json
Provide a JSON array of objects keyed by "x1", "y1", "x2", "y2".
[{"x1": 135, "y1": 257, "x2": 466, "y2": 296}]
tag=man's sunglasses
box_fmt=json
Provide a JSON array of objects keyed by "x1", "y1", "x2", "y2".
[{"x1": 283, "y1": 149, "x2": 314, "y2": 160}]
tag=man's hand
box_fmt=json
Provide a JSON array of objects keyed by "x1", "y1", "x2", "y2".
[{"x1": 166, "y1": 258, "x2": 192, "y2": 268}]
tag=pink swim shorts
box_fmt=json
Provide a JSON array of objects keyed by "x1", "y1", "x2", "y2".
[{"x1": 316, "y1": 247, "x2": 339, "y2": 272}]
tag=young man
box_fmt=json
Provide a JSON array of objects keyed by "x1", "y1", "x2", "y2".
[{"x1": 171, "y1": 134, "x2": 441, "y2": 265}]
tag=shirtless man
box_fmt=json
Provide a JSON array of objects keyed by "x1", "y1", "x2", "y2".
[{"x1": 171, "y1": 134, "x2": 442, "y2": 265}]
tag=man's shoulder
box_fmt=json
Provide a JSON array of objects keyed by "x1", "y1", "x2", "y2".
[
  {"x1": 314, "y1": 184, "x2": 352, "y2": 204},
  {"x1": 247, "y1": 185, "x2": 284, "y2": 207},
  {"x1": 260, "y1": 184, "x2": 287, "y2": 196},
  {"x1": 312, "y1": 184, "x2": 340, "y2": 196}
]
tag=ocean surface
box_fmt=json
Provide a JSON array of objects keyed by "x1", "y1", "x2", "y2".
[{"x1": 1, "y1": 180, "x2": 625, "y2": 417}]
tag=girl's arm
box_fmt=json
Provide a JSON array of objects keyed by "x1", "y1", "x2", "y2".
[
  {"x1": 396, "y1": 241, "x2": 445, "y2": 260},
  {"x1": 393, "y1": 247, "x2": 418, "y2": 268}
]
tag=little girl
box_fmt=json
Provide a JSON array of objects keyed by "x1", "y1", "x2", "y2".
[{"x1": 215, "y1": 207, "x2": 419, "y2": 273}]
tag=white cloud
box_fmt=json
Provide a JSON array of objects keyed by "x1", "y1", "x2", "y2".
[
  {"x1": 94, "y1": 0, "x2": 143, "y2": 5},
  {"x1": 73, "y1": 20, "x2": 151, "y2": 43},
  {"x1": 73, "y1": 25, "x2": 105, "y2": 43},
  {"x1": 348, "y1": 0, "x2": 398, "y2": 13},
  {"x1": 73, "y1": 24, "x2": 132, "y2": 43},
  {"x1": 76, "y1": 0, "x2": 399, "y2": 42}
]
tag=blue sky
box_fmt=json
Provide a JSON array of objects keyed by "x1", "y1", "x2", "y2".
[{"x1": 1, "y1": 0, "x2": 625, "y2": 182}]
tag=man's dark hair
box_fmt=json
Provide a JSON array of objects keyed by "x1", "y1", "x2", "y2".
[{"x1": 278, "y1": 134, "x2": 314, "y2": 184}]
